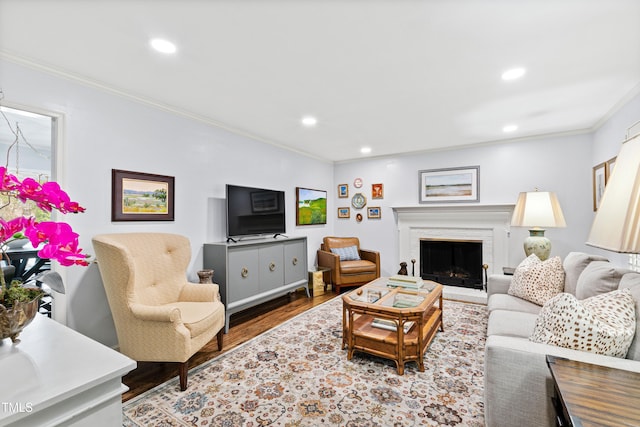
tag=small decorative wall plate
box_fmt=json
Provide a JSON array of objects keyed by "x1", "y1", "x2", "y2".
[
  {"x1": 353, "y1": 178, "x2": 363, "y2": 188},
  {"x1": 351, "y1": 192, "x2": 366, "y2": 209},
  {"x1": 356, "y1": 213, "x2": 363, "y2": 222}
]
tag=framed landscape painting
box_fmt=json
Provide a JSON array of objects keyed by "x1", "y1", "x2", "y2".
[
  {"x1": 112, "y1": 169, "x2": 175, "y2": 221},
  {"x1": 419, "y1": 166, "x2": 479, "y2": 203},
  {"x1": 337, "y1": 207, "x2": 350, "y2": 218},
  {"x1": 296, "y1": 187, "x2": 327, "y2": 225}
]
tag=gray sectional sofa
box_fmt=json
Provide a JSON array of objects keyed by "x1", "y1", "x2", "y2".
[{"x1": 484, "y1": 252, "x2": 640, "y2": 427}]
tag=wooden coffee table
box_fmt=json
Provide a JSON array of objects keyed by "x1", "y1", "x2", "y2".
[{"x1": 342, "y1": 277, "x2": 443, "y2": 374}]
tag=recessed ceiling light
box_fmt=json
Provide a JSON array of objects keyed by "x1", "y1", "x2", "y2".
[
  {"x1": 150, "y1": 38, "x2": 177, "y2": 54},
  {"x1": 503, "y1": 124, "x2": 518, "y2": 133},
  {"x1": 501, "y1": 67, "x2": 526, "y2": 81},
  {"x1": 360, "y1": 147, "x2": 372, "y2": 154},
  {"x1": 301, "y1": 116, "x2": 317, "y2": 127}
]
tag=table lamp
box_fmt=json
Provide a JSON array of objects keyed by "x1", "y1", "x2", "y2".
[
  {"x1": 510, "y1": 189, "x2": 567, "y2": 260},
  {"x1": 587, "y1": 129, "x2": 640, "y2": 253}
]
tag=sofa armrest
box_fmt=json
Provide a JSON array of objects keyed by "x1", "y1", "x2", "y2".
[
  {"x1": 179, "y1": 282, "x2": 220, "y2": 302},
  {"x1": 487, "y1": 274, "x2": 512, "y2": 298},
  {"x1": 484, "y1": 335, "x2": 640, "y2": 427}
]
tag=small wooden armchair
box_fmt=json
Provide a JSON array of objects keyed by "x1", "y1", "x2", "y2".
[
  {"x1": 92, "y1": 232, "x2": 225, "y2": 391},
  {"x1": 317, "y1": 236, "x2": 380, "y2": 293}
]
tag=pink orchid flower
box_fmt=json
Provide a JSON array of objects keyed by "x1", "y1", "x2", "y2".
[{"x1": 0, "y1": 166, "x2": 89, "y2": 269}]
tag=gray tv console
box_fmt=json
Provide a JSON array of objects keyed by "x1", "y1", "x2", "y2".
[{"x1": 203, "y1": 236, "x2": 309, "y2": 332}]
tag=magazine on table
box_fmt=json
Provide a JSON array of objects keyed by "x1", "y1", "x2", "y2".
[{"x1": 371, "y1": 318, "x2": 415, "y2": 333}]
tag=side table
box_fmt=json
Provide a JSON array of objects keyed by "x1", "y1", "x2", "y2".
[
  {"x1": 546, "y1": 355, "x2": 640, "y2": 426},
  {"x1": 309, "y1": 266, "x2": 331, "y2": 296}
]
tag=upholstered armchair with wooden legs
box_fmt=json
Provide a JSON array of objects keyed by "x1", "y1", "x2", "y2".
[
  {"x1": 317, "y1": 236, "x2": 380, "y2": 293},
  {"x1": 92, "y1": 233, "x2": 225, "y2": 391}
]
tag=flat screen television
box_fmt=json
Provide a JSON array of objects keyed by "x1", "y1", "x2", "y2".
[{"x1": 226, "y1": 184, "x2": 286, "y2": 239}]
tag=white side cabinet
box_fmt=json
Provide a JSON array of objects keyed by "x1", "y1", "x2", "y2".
[
  {"x1": 204, "y1": 236, "x2": 309, "y2": 332},
  {"x1": 0, "y1": 315, "x2": 136, "y2": 426}
]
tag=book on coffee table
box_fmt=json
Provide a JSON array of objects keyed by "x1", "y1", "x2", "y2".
[
  {"x1": 386, "y1": 275, "x2": 424, "y2": 289},
  {"x1": 371, "y1": 318, "x2": 415, "y2": 333}
]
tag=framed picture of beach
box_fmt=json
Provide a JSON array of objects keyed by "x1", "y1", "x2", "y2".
[
  {"x1": 338, "y1": 184, "x2": 349, "y2": 198},
  {"x1": 112, "y1": 169, "x2": 175, "y2": 221},
  {"x1": 418, "y1": 166, "x2": 479, "y2": 204},
  {"x1": 337, "y1": 207, "x2": 350, "y2": 218},
  {"x1": 296, "y1": 187, "x2": 327, "y2": 225},
  {"x1": 367, "y1": 206, "x2": 381, "y2": 219}
]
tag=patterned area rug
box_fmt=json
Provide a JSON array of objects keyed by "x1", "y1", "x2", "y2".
[{"x1": 123, "y1": 297, "x2": 487, "y2": 426}]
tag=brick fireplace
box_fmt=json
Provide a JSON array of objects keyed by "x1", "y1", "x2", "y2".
[{"x1": 394, "y1": 204, "x2": 514, "y2": 288}]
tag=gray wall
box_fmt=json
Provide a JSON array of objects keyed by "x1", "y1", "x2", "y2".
[
  {"x1": 332, "y1": 133, "x2": 594, "y2": 277},
  {"x1": 1, "y1": 56, "x2": 638, "y2": 347},
  {"x1": 0, "y1": 59, "x2": 334, "y2": 346}
]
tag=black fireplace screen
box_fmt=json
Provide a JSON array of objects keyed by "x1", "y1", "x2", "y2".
[{"x1": 420, "y1": 240, "x2": 482, "y2": 289}]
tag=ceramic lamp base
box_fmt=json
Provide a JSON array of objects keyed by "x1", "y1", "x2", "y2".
[{"x1": 523, "y1": 228, "x2": 551, "y2": 261}]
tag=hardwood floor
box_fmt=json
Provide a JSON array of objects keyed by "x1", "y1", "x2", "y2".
[{"x1": 122, "y1": 288, "x2": 337, "y2": 402}]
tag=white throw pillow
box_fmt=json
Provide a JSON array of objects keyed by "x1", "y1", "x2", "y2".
[
  {"x1": 508, "y1": 254, "x2": 565, "y2": 306},
  {"x1": 530, "y1": 289, "x2": 636, "y2": 358}
]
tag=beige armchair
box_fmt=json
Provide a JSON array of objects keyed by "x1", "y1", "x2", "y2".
[
  {"x1": 92, "y1": 233, "x2": 225, "y2": 391},
  {"x1": 317, "y1": 236, "x2": 380, "y2": 293}
]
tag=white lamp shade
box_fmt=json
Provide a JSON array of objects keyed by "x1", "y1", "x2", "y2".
[
  {"x1": 511, "y1": 191, "x2": 567, "y2": 228},
  {"x1": 587, "y1": 133, "x2": 640, "y2": 253}
]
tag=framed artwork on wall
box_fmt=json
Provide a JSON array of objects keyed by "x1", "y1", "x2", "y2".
[
  {"x1": 111, "y1": 169, "x2": 174, "y2": 221},
  {"x1": 607, "y1": 156, "x2": 617, "y2": 176},
  {"x1": 296, "y1": 187, "x2": 327, "y2": 225},
  {"x1": 338, "y1": 184, "x2": 349, "y2": 198},
  {"x1": 337, "y1": 207, "x2": 350, "y2": 218},
  {"x1": 419, "y1": 166, "x2": 479, "y2": 203},
  {"x1": 367, "y1": 206, "x2": 381, "y2": 219},
  {"x1": 592, "y1": 161, "x2": 607, "y2": 211},
  {"x1": 372, "y1": 183, "x2": 383, "y2": 199}
]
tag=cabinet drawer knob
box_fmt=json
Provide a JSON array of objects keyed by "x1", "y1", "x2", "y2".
[
  {"x1": 241, "y1": 267, "x2": 249, "y2": 278},
  {"x1": 269, "y1": 262, "x2": 276, "y2": 271},
  {"x1": 292, "y1": 257, "x2": 298, "y2": 265}
]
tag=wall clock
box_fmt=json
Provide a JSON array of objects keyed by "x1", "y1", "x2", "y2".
[
  {"x1": 353, "y1": 178, "x2": 363, "y2": 188},
  {"x1": 351, "y1": 192, "x2": 366, "y2": 209}
]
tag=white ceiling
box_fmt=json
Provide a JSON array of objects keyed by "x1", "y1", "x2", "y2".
[{"x1": 1, "y1": 0, "x2": 639, "y2": 162}]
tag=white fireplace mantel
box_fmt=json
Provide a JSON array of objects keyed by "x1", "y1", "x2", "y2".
[{"x1": 393, "y1": 204, "x2": 515, "y2": 278}]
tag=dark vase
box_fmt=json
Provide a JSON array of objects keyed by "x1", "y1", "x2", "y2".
[{"x1": 197, "y1": 269, "x2": 214, "y2": 284}]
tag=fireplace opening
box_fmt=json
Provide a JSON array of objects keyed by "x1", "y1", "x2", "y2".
[{"x1": 420, "y1": 239, "x2": 483, "y2": 289}]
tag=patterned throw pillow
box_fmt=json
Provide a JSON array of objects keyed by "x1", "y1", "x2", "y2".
[
  {"x1": 530, "y1": 289, "x2": 636, "y2": 358},
  {"x1": 330, "y1": 245, "x2": 361, "y2": 261},
  {"x1": 508, "y1": 254, "x2": 565, "y2": 306}
]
